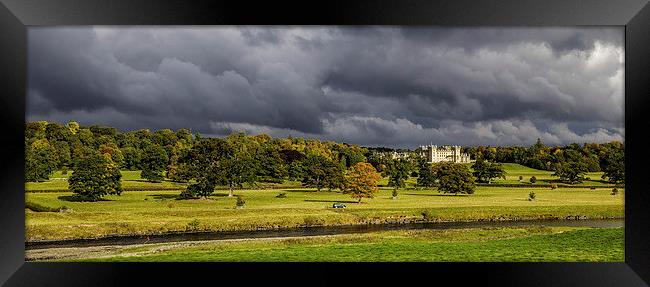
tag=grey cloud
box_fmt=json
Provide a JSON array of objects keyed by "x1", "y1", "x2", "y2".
[{"x1": 27, "y1": 26, "x2": 624, "y2": 148}]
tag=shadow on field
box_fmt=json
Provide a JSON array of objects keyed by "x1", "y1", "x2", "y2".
[
  {"x1": 147, "y1": 194, "x2": 180, "y2": 200},
  {"x1": 126, "y1": 179, "x2": 164, "y2": 183},
  {"x1": 284, "y1": 189, "x2": 322, "y2": 193},
  {"x1": 304, "y1": 199, "x2": 359, "y2": 203},
  {"x1": 57, "y1": 195, "x2": 112, "y2": 202},
  {"x1": 403, "y1": 193, "x2": 469, "y2": 197}
]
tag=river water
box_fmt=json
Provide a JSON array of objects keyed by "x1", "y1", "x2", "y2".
[{"x1": 25, "y1": 218, "x2": 623, "y2": 250}]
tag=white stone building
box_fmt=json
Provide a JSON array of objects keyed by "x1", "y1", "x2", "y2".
[
  {"x1": 390, "y1": 151, "x2": 410, "y2": 160},
  {"x1": 418, "y1": 145, "x2": 473, "y2": 163}
]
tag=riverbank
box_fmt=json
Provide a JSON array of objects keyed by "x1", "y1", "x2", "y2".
[{"x1": 26, "y1": 218, "x2": 623, "y2": 250}]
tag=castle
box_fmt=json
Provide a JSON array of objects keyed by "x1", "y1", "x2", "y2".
[{"x1": 417, "y1": 145, "x2": 473, "y2": 163}]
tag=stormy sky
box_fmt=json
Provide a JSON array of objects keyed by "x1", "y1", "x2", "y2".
[{"x1": 27, "y1": 26, "x2": 624, "y2": 148}]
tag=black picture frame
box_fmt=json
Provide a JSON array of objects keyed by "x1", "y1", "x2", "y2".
[{"x1": 1, "y1": 0, "x2": 649, "y2": 286}]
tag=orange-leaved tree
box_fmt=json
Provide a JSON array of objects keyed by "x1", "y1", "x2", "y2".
[{"x1": 345, "y1": 162, "x2": 381, "y2": 203}]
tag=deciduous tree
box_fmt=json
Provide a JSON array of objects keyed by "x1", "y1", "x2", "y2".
[
  {"x1": 601, "y1": 149, "x2": 624, "y2": 183},
  {"x1": 25, "y1": 139, "x2": 59, "y2": 182},
  {"x1": 472, "y1": 158, "x2": 506, "y2": 183},
  {"x1": 68, "y1": 148, "x2": 122, "y2": 201},
  {"x1": 140, "y1": 144, "x2": 169, "y2": 182},
  {"x1": 433, "y1": 162, "x2": 475, "y2": 195},
  {"x1": 344, "y1": 162, "x2": 380, "y2": 203},
  {"x1": 383, "y1": 159, "x2": 412, "y2": 192}
]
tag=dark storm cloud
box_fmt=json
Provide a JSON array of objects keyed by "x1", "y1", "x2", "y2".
[{"x1": 27, "y1": 27, "x2": 624, "y2": 148}]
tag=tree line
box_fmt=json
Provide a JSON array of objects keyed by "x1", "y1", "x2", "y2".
[
  {"x1": 25, "y1": 121, "x2": 624, "y2": 202},
  {"x1": 464, "y1": 138, "x2": 624, "y2": 184}
]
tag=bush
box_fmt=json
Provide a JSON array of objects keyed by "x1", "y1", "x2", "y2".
[
  {"x1": 303, "y1": 216, "x2": 325, "y2": 226},
  {"x1": 550, "y1": 183, "x2": 558, "y2": 190},
  {"x1": 530, "y1": 176, "x2": 537, "y2": 183},
  {"x1": 276, "y1": 192, "x2": 287, "y2": 198},
  {"x1": 186, "y1": 219, "x2": 200, "y2": 231},
  {"x1": 528, "y1": 191, "x2": 536, "y2": 201},
  {"x1": 611, "y1": 188, "x2": 619, "y2": 195},
  {"x1": 518, "y1": 175, "x2": 523, "y2": 181},
  {"x1": 25, "y1": 200, "x2": 68, "y2": 212},
  {"x1": 236, "y1": 195, "x2": 246, "y2": 207},
  {"x1": 392, "y1": 189, "x2": 398, "y2": 198},
  {"x1": 422, "y1": 210, "x2": 436, "y2": 221},
  {"x1": 61, "y1": 167, "x2": 68, "y2": 175}
]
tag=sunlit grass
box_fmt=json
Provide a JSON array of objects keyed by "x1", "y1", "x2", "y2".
[
  {"x1": 68, "y1": 227, "x2": 623, "y2": 262},
  {"x1": 26, "y1": 185, "x2": 624, "y2": 241}
]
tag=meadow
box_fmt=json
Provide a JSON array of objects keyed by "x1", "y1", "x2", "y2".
[
  {"x1": 25, "y1": 163, "x2": 624, "y2": 241},
  {"x1": 52, "y1": 226, "x2": 623, "y2": 262},
  {"x1": 379, "y1": 163, "x2": 617, "y2": 187}
]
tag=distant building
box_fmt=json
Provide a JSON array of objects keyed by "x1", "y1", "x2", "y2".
[
  {"x1": 418, "y1": 145, "x2": 473, "y2": 163},
  {"x1": 390, "y1": 151, "x2": 410, "y2": 160}
]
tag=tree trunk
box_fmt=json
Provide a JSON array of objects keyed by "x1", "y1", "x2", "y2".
[{"x1": 228, "y1": 183, "x2": 234, "y2": 197}]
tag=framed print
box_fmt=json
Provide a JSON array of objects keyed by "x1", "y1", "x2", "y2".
[{"x1": 1, "y1": 0, "x2": 649, "y2": 286}]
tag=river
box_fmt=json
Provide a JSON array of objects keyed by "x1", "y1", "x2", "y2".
[{"x1": 25, "y1": 218, "x2": 623, "y2": 250}]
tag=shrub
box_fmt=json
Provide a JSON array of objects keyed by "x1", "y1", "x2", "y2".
[
  {"x1": 518, "y1": 175, "x2": 523, "y2": 181},
  {"x1": 25, "y1": 200, "x2": 68, "y2": 212},
  {"x1": 611, "y1": 188, "x2": 619, "y2": 195},
  {"x1": 530, "y1": 176, "x2": 537, "y2": 183},
  {"x1": 550, "y1": 183, "x2": 558, "y2": 190},
  {"x1": 528, "y1": 191, "x2": 536, "y2": 201},
  {"x1": 392, "y1": 189, "x2": 398, "y2": 198},
  {"x1": 303, "y1": 216, "x2": 325, "y2": 226},
  {"x1": 276, "y1": 192, "x2": 287, "y2": 198},
  {"x1": 61, "y1": 167, "x2": 68, "y2": 175},
  {"x1": 236, "y1": 195, "x2": 246, "y2": 207},
  {"x1": 422, "y1": 210, "x2": 435, "y2": 221},
  {"x1": 186, "y1": 219, "x2": 200, "y2": 231}
]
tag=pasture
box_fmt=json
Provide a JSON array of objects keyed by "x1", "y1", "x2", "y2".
[
  {"x1": 25, "y1": 162, "x2": 624, "y2": 262},
  {"x1": 57, "y1": 226, "x2": 624, "y2": 262},
  {"x1": 26, "y1": 185, "x2": 623, "y2": 241}
]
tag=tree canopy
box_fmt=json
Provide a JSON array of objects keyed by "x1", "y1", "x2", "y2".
[
  {"x1": 68, "y1": 148, "x2": 123, "y2": 201},
  {"x1": 471, "y1": 158, "x2": 506, "y2": 183},
  {"x1": 433, "y1": 162, "x2": 475, "y2": 195},
  {"x1": 344, "y1": 162, "x2": 381, "y2": 202}
]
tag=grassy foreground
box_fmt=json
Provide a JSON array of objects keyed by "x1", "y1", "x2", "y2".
[
  {"x1": 26, "y1": 185, "x2": 624, "y2": 241},
  {"x1": 64, "y1": 227, "x2": 623, "y2": 262}
]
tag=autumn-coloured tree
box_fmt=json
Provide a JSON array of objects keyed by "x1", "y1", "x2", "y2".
[{"x1": 344, "y1": 162, "x2": 381, "y2": 203}]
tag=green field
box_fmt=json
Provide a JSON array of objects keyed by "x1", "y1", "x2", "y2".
[
  {"x1": 59, "y1": 226, "x2": 623, "y2": 262},
  {"x1": 25, "y1": 163, "x2": 624, "y2": 262},
  {"x1": 25, "y1": 163, "x2": 624, "y2": 241},
  {"x1": 25, "y1": 170, "x2": 303, "y2": 191},
  {"x1": 26, "y1": 163, "x2": 616, "y2": 192},
  {"x1": 377, "y1": 163, "x2": 613, "y2": 187},
  {"x1": 26, "y1": 187, "x2": 623, "y2": 241}
]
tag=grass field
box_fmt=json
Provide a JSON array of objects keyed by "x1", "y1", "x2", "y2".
[
  {"x1": 25, "y1": 170, "x2": 302, "y2": 191},
  {"x1": 59, "y1": 226, "x2": 623, "y2": 262},
  {"x1": 26, "y1": 163, "x2": 617, "y2": 192},
  {"x1": 378, "y1": 163, "x2": 613, "y2": 187},
  {"x1": 25, "y1": 163, "x2": 624, "y2": 241},
  {"x1": 25, "y1": 162, "x2": 624, "y2": 262},
  {"x1": 26, "y1": 184, "x2": 624, "y2": 241}
]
